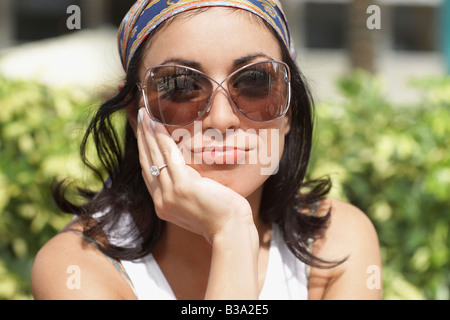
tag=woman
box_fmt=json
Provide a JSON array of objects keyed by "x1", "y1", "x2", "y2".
[{"x1": 31, "y1": 0, "x2": 382, "y2": 300}]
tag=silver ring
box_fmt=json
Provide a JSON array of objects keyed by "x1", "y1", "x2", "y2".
[{"x1": 150, "y1": 164, "x2": 168, "y2": 177}]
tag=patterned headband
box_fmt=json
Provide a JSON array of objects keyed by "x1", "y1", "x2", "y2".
[{"x1": 118, "y1": 0, "x2": 297, "y2": 71}]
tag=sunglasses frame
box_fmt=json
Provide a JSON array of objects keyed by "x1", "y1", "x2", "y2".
[{"x1": 137, "y1": 59, "x2": 291, "y2": 127}]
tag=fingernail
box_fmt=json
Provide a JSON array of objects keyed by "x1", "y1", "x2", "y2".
[
  {"x1": 137, "y1": 108, "x2": 143, "y2": 124},
  {"x1": 149, "y1": 118, "x2": 156, "y2": 130}
]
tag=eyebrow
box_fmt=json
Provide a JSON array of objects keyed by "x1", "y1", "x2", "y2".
[
  {"x1": 159, "y1": 53, "x2": 274, "y2": 70},
  {"x1": 232, "y1": 53, "x2": 273, "y2": 68},
  {"x1": 159, "y1": 58, "x2": 201, "y2": 69}
]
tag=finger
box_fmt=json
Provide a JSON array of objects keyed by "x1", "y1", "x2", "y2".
[
  {"x1": 143, "y1": 113, "x2": 189, "y2": 181},
  {"x1": 139, "y1": 109, "x2": 165, "y2": 165},
  {"x1": 139, "y1": 108, "x2": 173, "y2": 185},
  {"x1": 137, "y1": 109, "x2": 164, "y2": 182},
  {"x1": 137, "y1": 110, "x2": 170, "y2": 213}
]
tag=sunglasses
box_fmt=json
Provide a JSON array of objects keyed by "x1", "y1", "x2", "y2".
[{"x1": 137, "y1": 60, "x2": 291, "y2": 126}]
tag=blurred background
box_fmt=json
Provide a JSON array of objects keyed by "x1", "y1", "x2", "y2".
[{"x1": 0, "y1": 0, "x2": 449, "y2": 299}]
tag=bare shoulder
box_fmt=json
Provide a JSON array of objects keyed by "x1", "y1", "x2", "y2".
[
  {"x1": 308, "y1": 198, "x2": 382, "y2": 300},
  {"x1": 31, "y1": 224, "x2": 136, "y2": 300},
  {"x1": 319, "y1": 198, "x2": 379, "y2": 243}
]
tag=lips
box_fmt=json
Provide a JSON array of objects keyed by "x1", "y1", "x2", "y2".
[{"x1": 191, "y1": 145, "x2": 253, "y2": 164}]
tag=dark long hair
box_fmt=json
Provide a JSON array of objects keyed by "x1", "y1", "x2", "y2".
[{"x1": 53, "y1": 10, "x2": 342, "y2": 269}]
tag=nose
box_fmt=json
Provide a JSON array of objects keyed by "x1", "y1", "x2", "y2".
[{"x1": 201, "y1": 86, "x2": 240, "y2": 133}]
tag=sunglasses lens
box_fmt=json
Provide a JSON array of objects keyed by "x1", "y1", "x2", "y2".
[
  {"x1": 228, "y1": 61, "x2": 290, "y2": 122},
  {"x1": 145, "y1": 66, "x2": 212, "y2": 126}
]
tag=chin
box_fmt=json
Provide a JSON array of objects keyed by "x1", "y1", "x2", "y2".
[{"x1": 189, "y1": 163, "x2": 272, "y2": 198}]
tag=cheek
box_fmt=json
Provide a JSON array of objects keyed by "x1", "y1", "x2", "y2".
[
  {"x1": 256, "y1": 127, "x2": 286, "y2": 176},
  {"x1": 189, "y1": 164, "x2": 268, "y2": 198}
]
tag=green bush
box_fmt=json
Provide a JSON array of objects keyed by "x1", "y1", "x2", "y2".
[
  {"x1": 0, "y1": 72, "x2": 448, "y2": 299},
  {"x1": 0, "y1": 76, "x2": 100, "y2": 299},
  {"x1": 309, "y1": 71, "x2": 450, "y2": 300}
]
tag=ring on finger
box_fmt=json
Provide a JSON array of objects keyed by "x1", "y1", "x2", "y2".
[{"x1": 150, "y1": 164, "x2": 168, "y2": 177}]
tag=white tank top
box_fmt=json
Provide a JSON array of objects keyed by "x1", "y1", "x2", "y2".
[{"x1": 120, "y1": 224, "x2": 309, "y2": 300}]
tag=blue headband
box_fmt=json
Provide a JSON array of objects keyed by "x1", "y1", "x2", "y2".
[{"x1": 118, "y1": 0, "x2": 297, "y2": 71}]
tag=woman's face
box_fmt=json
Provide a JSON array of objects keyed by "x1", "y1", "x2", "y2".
[{"x1": 137, "y1": 8, "x2": 291, "y2": 198}]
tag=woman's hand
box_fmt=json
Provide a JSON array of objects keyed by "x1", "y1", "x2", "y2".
[
  {"x1": 136, "y1": 108, "x2": 255, "y2": 243},
  {"x1": 137, "y1": 108, "x2": 260, "y2": 299}
]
